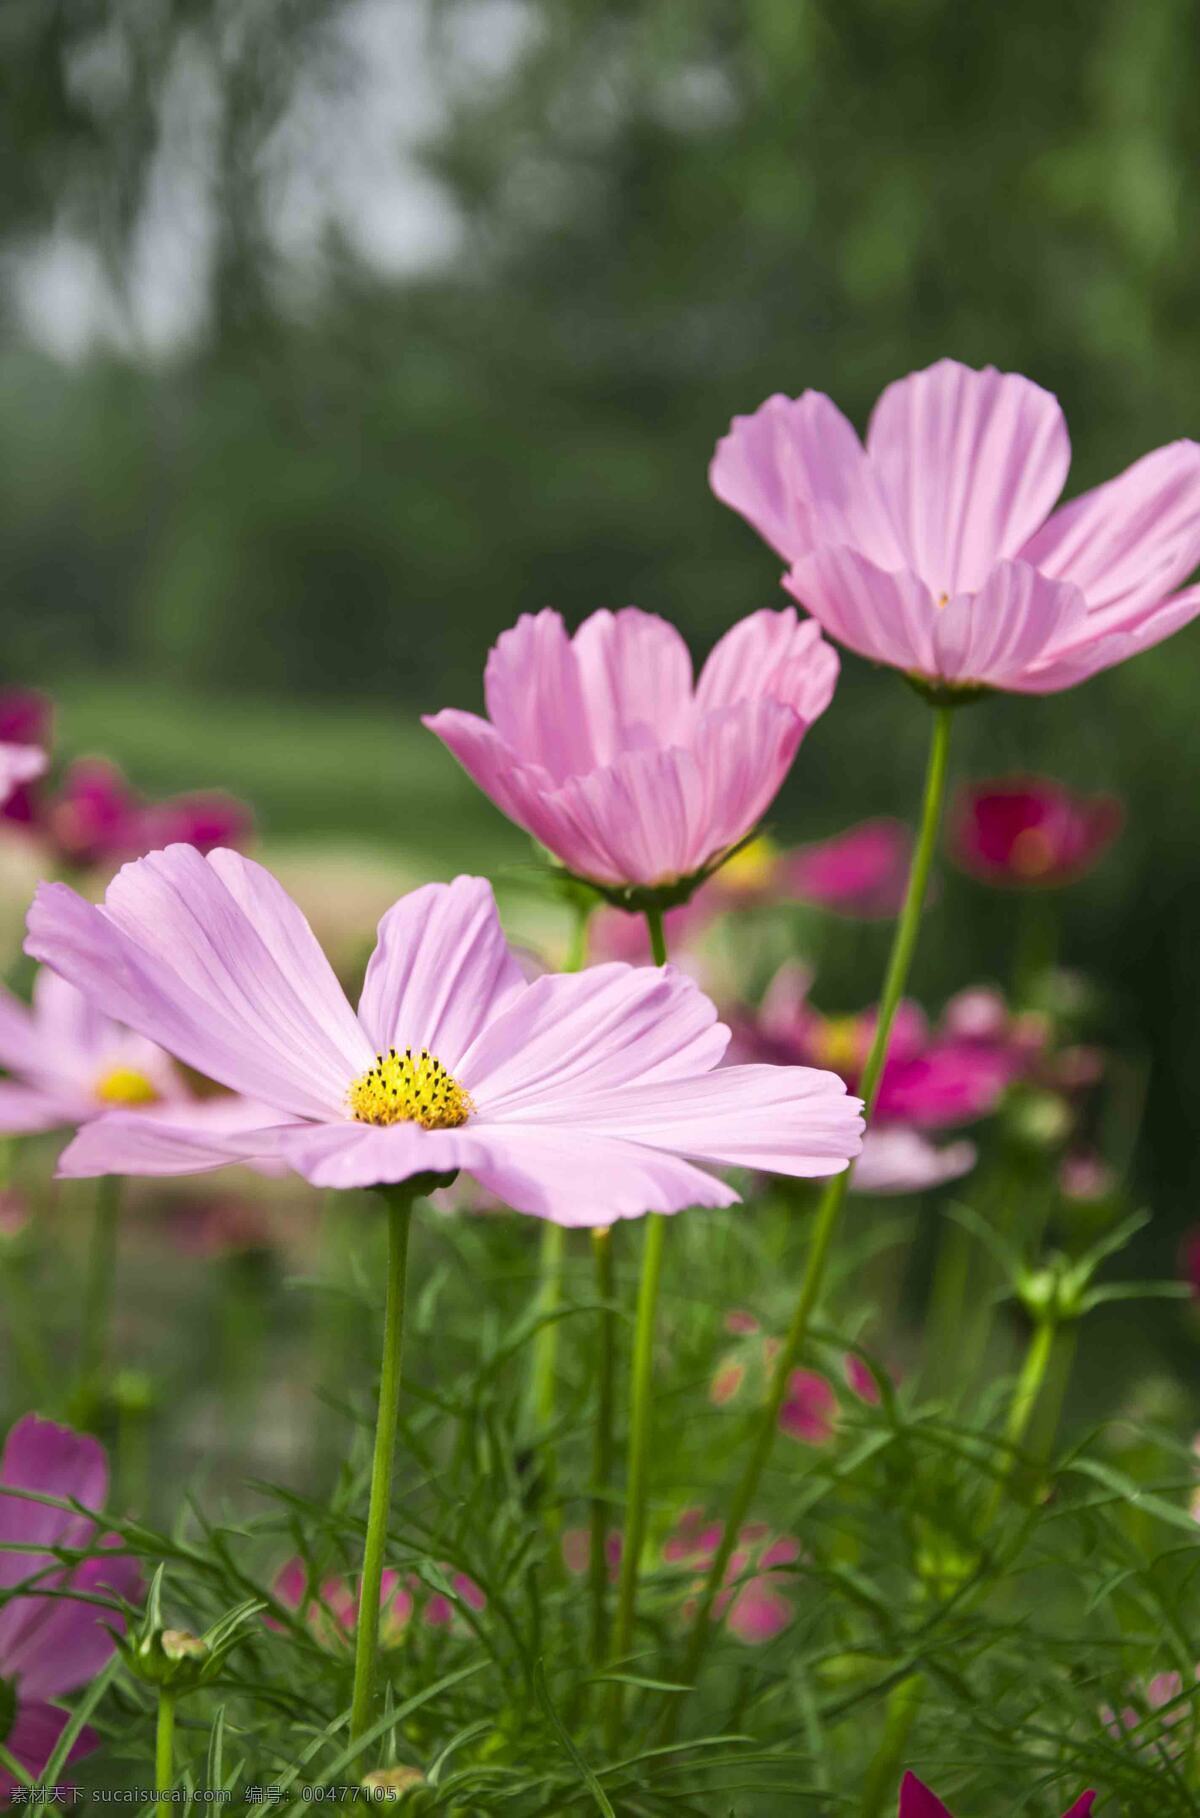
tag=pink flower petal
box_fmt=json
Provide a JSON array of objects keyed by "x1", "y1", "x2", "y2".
[
  {"x1": 358, "y1": 877, "x2": 526, "y2": 1065},
  {"x1": 482, "y1": 609, "x2": 596, "y2": 781},
  {"x1": 460, "y1": 964, "x2": 728, "y2": 1111},
  {"x1": 710, "y1": 391, "x2": 906, "y2": 569},
  {"x1": 0, "y1": 742, "x2": 46, "y2": 811},
  {"x1": 852, "y1": 1128, "x2": 976, "y2": 1195},
  {"x1": 1013, "y1": 580, "x2": 1200, "y2": 692},
  {"x1": 898, "y1": 1773, "x2": 955, "y2": 1818},
  {"x1": 0, "y1": 1416, "x2": 107, "y2": 1589},
  {"x1": 465, "y1": 1124, "x2": 740, "y2": 1225},
  {"x1": 56, "y1": 1102, "x2": 294, "y2": 1179},
  {"x1": 866, "y1": 360, "x2": 1070, "y2": 595},
  {"x1": 6, "y1": 1543, "x2": 139, "y2": 1700},
  {"x1": 26, "y1": 849, "x2": 373, "y2": 1120},
  {"x1": 930, "y1": 561, "x2": 1087, "y2": 687},
  {"x1": 694, "y1": 609, "x2": 838, "y2": 722},
  {"x1": 786, "y1": 547, "x2": 942, "y2": 676},
  {"x1": 0, "y1": 1699, "x2": 96, "y2": 1795},
  {"x1": 270, "y1": 1121, "x2": 481, "y2": 1192},
  {"x1": 572, "y1": 607, "x2": 694, "y2": 761}
]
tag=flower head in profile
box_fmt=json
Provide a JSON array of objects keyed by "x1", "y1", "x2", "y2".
[
  {"x1": 713, "y1": 357, "x2": 1200, "y2": 696},
  {"x1": 950, "y1": 777, "x2": 1122, "y2": 888},
  {"x1": 739, "y1": 966, "x2": 1025, "y2": 1194},
  {"x1": 424, "y1": 606, "x2": 838, "y2": 901},
  {"x1": 899, "y1": 1772, "x2": 1094, "y2": 1818},
  {"x1": 27, "y1": 856, "x2": 863, "y2": 1221},
  {"x1": 0, "y1": 1415, "x2": 141, "y2": 1796}
]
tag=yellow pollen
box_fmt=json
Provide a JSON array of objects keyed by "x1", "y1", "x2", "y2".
[
  {"x1": 95, "y1": 1067, "x2": 159, "y2": 1106},
  {"x1": 347, "y1": 1047, "x2": 473, "y2": 1130},
  {"x1": 936, "y1": 591, "x2": 950, "y2": 609}
]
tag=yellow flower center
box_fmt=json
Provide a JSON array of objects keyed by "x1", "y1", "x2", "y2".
[
  {"x1": 1010, "y1": 827, "x2": 1055, "y2": 878},
  {"x1": 721, "y1": 834, "x2": 779, "y2": 891},
  {"x1": 95, "y1": 1067, "x2": 159, "y2": 1106},
  {"x1": 348, "y1": 1048, "x2": 473, "y2": 1130},
  {"x1": 815, "y1": 1016, "x2": 864, "y2": 1077}
]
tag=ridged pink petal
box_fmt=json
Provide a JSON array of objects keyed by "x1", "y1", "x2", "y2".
[
  {"x1": 930, "y1": 561, "x2": 1087, "y2": 686},
  {"x1": 421, "y1": 708, "x2": 547, "y2": 829},
  {"x1": 465, "y1": 1124, "x2": 738, "y2": 1225},
  {"x1": 711, "y1": 392, "x2": 906, "y2": 569},
  {"x1": 21, "y1": 971, "x2": 184, "y2": 1106},
  {"x1": 691, "y1": 699, "x2": 814, "y2": 861},
  {"x1": 866, "y1": 361, "x2": 1070, "y2": 594},
  {"x1": 4, "y1": 1543, "x2": 139, "y2": 1699},
  {"x1": 0, "y1": 983, "x2": 39, "y2": 1074},
  {"x1": 1, "y1": 1699, "x2": 96, "y2": 1791},
  {"x1": 571, "y1": 608, "x2": 694, "y2": 760},
  {"x1": 523, "y1": 1064, "x2": 862, "y2": 1177},
  {"x1": 0, "y1": 741, "x2": 46, "y2": 810},
  {"x1": 1021, "y1": 440, "x2": 1200, "y2": 626},
  {"x1": 898, "y1": 1774, "x2": 955, "y2": 1818},
  {"x1": 0, "y1": 1417, "x2": 106, "y2": 1591},
  {"x1": 271, "y1": 1121, "x2": 483, "y2": 1191},
  {"x1": 694, "y1": 609, "x2": 837, "y2": 721},
  {"x1": 358, "y1": 877, "x2": 526, "y2": 1065},
  {"x1": 0, "y1": 1081, "x2": 73, "y2": 1134},
  {"x1": 786, "y1": 548, "x2": 941, "y2": 675},
  {"x1": 851, "y1": 1128, "x2": 976, "y2": 1195},
  {"x1": 1013, "y1": 581, "x2": 1200, "y2": 692},
  {"x1": 482, "y1": 609, "x2": 595, "y2": 780},
  {"x1": 56, "y1": 1102, "x2": 296, "y2": 1179},
  {"x1": 533, "y1": 744, "x2": 711, "y2": 887},
  {"x1": 460, "y1": 964, "x2": 728, "y2": 1112},
  {"x1": 26, "y1": 850, "x2": 373, "y2": 1120}
]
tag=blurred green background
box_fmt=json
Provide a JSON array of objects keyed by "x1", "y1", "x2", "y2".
[{"x1": 3, "y1": 0, "x2": 1199, "y2": 1263}]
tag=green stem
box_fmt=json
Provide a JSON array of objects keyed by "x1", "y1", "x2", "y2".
[
  {"x1": 80, "y1": 1175, "x2": 121, "y2": 1397},
  {"x1": 671, "y1": 703, "x2": 954, "y2": 1721},
  {"x1": 350, "y1": 1187, "x2": 415, "y2": 1743},
  {"x1": 607, "y1": 1210, "x2": 666, "y2": 1745},
  {"x1": 590, "y1": 1225, "x2": 616, "y2": 1668},
  {"x1": 982, "y1": 1313, "x2": 1057, "y2": 1529},
  {"x1": 154, "y1": 1688, "x2": 176, "y2": 1817},
  {"x1": 858, "y1": 1673, "x2": 923, "y2": 1818},
  {"x1": 645, "y1": 904, "x2": 668, "y2": 968}
]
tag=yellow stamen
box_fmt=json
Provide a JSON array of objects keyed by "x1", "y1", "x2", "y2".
[
  {"x1": 95, "y1": 1067, "x2": 159, "y2": 1106},
  {"x1": 347, "y1": 1047, "x2": 473, "y2": 1130}
]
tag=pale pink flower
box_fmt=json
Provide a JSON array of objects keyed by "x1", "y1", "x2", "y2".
[
  {"x1": 713, "y1": 358, "x2": 1200, "y2": 695},
  {"x1": 423, "y1": 607, "x2": 838, "y2": 891},
  {"x1": 271, "y1": 1558, "x2": 414, "y2": 1650},
  {"x1": 0, "y1": 1415, "x2": 140, "y2": 1796},
  {"x1": 28, "y1": 858, "x2": 863, "y2": 1222},
  {"x1": 666, "y1": 1510, "x2": 798, "y2": 1645},
  {"x1": 778, "y1": 1368, "x2": 836, "y2": 1444}
]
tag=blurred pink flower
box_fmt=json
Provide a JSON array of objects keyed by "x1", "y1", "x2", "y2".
[
  {"x1": 0, "y1": 689, "x2": 52, "y2": 826},
  {"x1": 0, "y1": 1414, "x2": 140, "y2": 1797},
  {"x1": 784, "y1": 818, "x2": 912, "y2": 919},
  {"x1": 43, "y1": 759, "x2": 253, "y2": 870},
  {"x1": 169, "y1": 1194, "x2": 279, "y2": 1259},
  {"x1": 1059, "y1": 1151, "x2": 1116, "y2": 1204},
  {"x1": 852, "y1": 1127, "x2": 976, "y2": 1195},
  {"x1": 424, "y1": 606, "x2": 838, "y2": 892},
  {"x1": 950, "y1": 777, "x2": 1122, "y2": 888},
  {"x1": 713, "y1": 357, "x2": 1200, "y2": 696},
  {"x1": 139, "y1": 791, "x2": 255, "y2": 856},
  {"x1": 899, "y1": 1773, "x2": 1093, "y2": 1818},
  {"x1": 0, "y1": 742, "x2": 46, "y2": 817},
  {"x1": 725, "y1": 1309, "x2": 760, "y2": 1336},
  {"x1": 667, "y1": 1509, "x2": 799, "y2": 1645},
  {"x1": 844, "y1": 1353, "x2": 890, "y2": 1404},
  {"x1": 561, "y1": 1528, "x2": 622, "y2": 1581},
  {"x1": 709, "y1": 1357, "x2": 746, "y2": 1406},
  {"x1": 779, "y1": 1368, "x2": 836, "y2": 1444},
  {"x1": 271, "y1": 1558, "x2": 413, "y2": 1650},
  {"x1": 32, "y1": 863, "x2": 862, "y2": 1222}
]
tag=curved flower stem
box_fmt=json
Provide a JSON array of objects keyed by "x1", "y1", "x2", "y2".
[
  {"x1": 605, "y1": 903, "x2": 670, "y2": 1744},
  {"x1": 154, "y1": 1687, "x2": 176, "y2": 1817},
  {"x1": 80, "y1": 1175, "x2": 121, "y2": 1405},
  {"x1": 669, "y1": 703, "x2": 955, "y2": 1727},
  {"x1": 589, "y1": 1224, "x2": 616, "y2": 1666},
  {"x1": 981, "y1": 1311, "x2": 1057, "y2": 1529},
  {"x1": 350, "y1": 1185, "x2": 415, "y2": 1743}
]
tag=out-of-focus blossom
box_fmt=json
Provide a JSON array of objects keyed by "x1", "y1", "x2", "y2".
[
  {"x1": 845, "y1": 1352, "x2": 895, "y2": 1405},
  {"x1": 738, "y1": 967, "x2": 1025, "y2": 1194},
  {"x1": 713, "y1": 356, "x2": 1200, "y2": 697},
  {"x1": 271, "y1": 1557, "x2": 485, "y2": 1648},
  {"x1": 1101, "y1": 1665, "x2": 1196, "y2": 1756},
  {"x1": 561, "y1": 1528, "x2": 622, "y2": 1582},
  {"x1": 424, "y1": 606, "x2": 838, "y2": 895},
  {"x1": 33, "y1": 863, "x2": 863, "y2": 1222},
  {"x1": 0, "y1": 1188, "x2": 31, "y2": 1242},
  {"x1": 899, "y1": 1772, "x2": 1093, "y2": 1818},
  {"x1": 666, "y1": 1509, "x2": 799, "y2": 1644},
  {"x1": 169, "y1": 1194, "x2": 279, "y2": 1260},
  {"x1": 0, "y1": 1415, "x2": 140, "y2": 1796},
  {"x1": 42, "y1": 760, "x2": 254, "y2": 870},
  {"x1": 139, "y1": 792, "x2": 255, "y2": 856},
  {"x1": 778, "y1": 1368, "x2": 837, "y2": 1444},
  {"x1": 950, "y1": 777, "x2": 1123, "y2": 888},
  {"x1": 784, "y1": 818, "x2": 912, "y2": 919},
  {"x1": 1059, "y1": 1152, "x2": 1116, "y2": 1204},
  {"x1": 0, "y1": 689, "x2": 52, "y2": 825},
  {"x1": 0, "y1": 743, "x2": 46, "y2": 816},
  {"x1": 725, "y1": 1309, "x2": 759, "y2": 1336}
]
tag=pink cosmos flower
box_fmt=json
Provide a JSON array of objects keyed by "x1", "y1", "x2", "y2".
[
  {"x1": 950, "y1": 777, "x2": 1123, "y2": 888},
  {"x1": 712, "y1": 357, "x2": 1200, "y2": 695},
  {"x1": 784, "y1": 818, "x2": 912, "y2": 919},
  {"x1": 0, "y1": 742, "x2": 46, "y2": 814},
  {"x1": 139, "y1": 791, "x2": 255, "y2": 857},
  {"x1": 667, "y1": 1510, "x2": 799, "y2": 1645},
  {"x1": 42, "y1": 760, "x2": 254, "y2": 870},
  {"x1": 423, "y1": 607, "x2": 839, "y2": 892},
  {"x1": 0, "y1": 1414, "x2": 140, "y2": 1796},
  {"x1": 27, "y1": 857, "x2": 863, "y2": 1221},
  {"x1": 778, "y1": 1368, "x2": 837, "y2": 1444},
  {"x1": 271, "y1": 1556, "x2": 486, "y2": 1648},
  {"x1": 899, "y1": 1773, "x2": 1094, "y2": 1818}
]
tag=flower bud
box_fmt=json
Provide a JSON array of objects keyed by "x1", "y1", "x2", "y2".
[{"x1": 360, "y1": 1767, "x2": 425, "y2": 1803}]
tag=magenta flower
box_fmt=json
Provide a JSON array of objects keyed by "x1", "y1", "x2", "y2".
[
  {"x1": 713, "y1": 358, "x2": 1200, "y2": 695},
  {"x1": 0, "y1": 690, "x2": 52, "y2": 827},
  {"x1": 667, "y1": 1510, "x2": 799, "y2": 1645},
  {"x1": 44, "y1": 759, "x2": 142, "y2": 869},
  {"x1": 423, "y1": 607, "x2": 838, "y2": 894},
  {"x1": 950, "y1": 776, "x2": 1122, "y2": 888},
  {"x1": 784, "y1": 818, "x2": 913, "y2": 919},
  {"x1": 139, "y1": 791, "x2": 255, "y2": 857},
  {"x1": 27, "y1": 857, "x2": 862, "y2": 1221},
  {"x1": 0, "y1": 1414, "x2": 140, "y2": 1795},
  {"x1": 0, "y1": 742, "x2": 46, "y2": 815},
  {"x1": 899, "y1": 1772, "x2": 1094, "y2": 1818},
  {"x1": 272, "y1": 1556, "x2": 484, "y2": 1646},
  {"x1": 778, "y1": 1368, "x2": 837, "y2": 1444}
]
